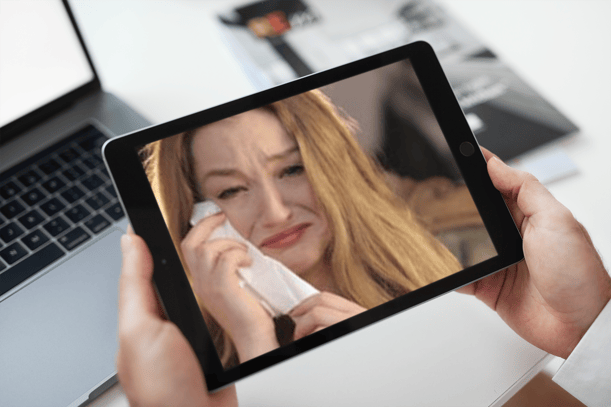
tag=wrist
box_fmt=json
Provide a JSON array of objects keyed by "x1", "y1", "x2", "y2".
[
  {"x1": 563, "y1": 295, "x2": 611, "y2": 359},
  {"x1": 233, "y1": 326, "x2": 279, "y2": 362}
]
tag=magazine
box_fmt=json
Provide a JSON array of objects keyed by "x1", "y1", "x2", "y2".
[{"x1": 216, "y1": 0, "x2": 578, "y2": 165}]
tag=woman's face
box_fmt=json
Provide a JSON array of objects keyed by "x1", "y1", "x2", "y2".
[{"x1": 191, "y1": 108, "x2": 331, "y2": 277}]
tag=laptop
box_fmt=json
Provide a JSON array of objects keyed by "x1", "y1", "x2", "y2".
[{"x1": 0, "y1": 1, "x2": 150, "y2": 405}]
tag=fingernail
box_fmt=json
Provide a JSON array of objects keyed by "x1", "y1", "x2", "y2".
[{"x1": 120, "y1": 234, "x2": 132, "y2": 253}]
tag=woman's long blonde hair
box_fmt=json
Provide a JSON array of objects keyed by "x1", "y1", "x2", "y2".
[{"x1": 142, "y1": 90, "x2": 460, "y2": 367}]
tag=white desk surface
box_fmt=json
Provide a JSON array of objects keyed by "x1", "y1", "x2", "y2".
[{"x1": 70, "y1": 1, "x2": 610, "y2": 406}]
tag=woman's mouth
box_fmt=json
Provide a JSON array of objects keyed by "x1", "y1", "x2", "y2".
[{"x1": 260, "y1": 223, "x2": 310, "y2": 250}]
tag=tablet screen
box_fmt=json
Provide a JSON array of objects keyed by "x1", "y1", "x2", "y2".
[{"x1": 138, "y1": 58, "x2": 497, "y2": 370}]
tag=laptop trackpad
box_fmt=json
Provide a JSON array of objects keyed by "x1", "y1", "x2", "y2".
[{"x1": 0, "y1": 229, "x2": 124, "y2": 407}]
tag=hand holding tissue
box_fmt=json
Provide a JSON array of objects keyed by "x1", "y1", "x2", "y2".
[{"x1": 190, "y1": 201, "x2": 319, "y2": 317}]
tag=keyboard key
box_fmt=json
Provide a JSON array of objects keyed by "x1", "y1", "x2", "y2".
[
  {"x1": 105, "y1": 184, "x2": 117, "y2": 198},
  {"x1": 18, "y1": 209, "x2": 45, "y2": 229},
  {"x1": 59, "y1": 147, "x2": 80, "y2": 163},
  {"x1": 0, "y1": 181, "x2": 21, "y2": 200},
  {"x1": 0, "y1": 260, "x2": 5, "y2": 272},
  {"x1": 21, "y1": 229, "x2": 49, "y2": 250},
  {"x1": 61, "y1": 185, "x2": 85, "y2": 204},
  {"x1": 40, "y1": 198, "x2": 65, "y2": 216},
  {"x1": 81, "y1": 174, "x2": 104, "y2": 191},
  {"x1": 64, "y1": 204, "x2": 90, "y2": 223},
  {"x1": 78, "y1": 134, "x2": 106, "y2": 152},
  {"x1": 82, "y1": 154, "x2": 103, "y2": 170},
  {"x1": 38, "y1": 158, "x2": 61, "y2": 175},
  {"x1": 86, "y1": 192, "x2": 110, "y2": 210},
  {"x1": 62, "y1": 164, "x2": 86, "y2": 181},
  {"x1": 0, "y1": 222, "x2": 25, "y2": 243},
  {"x1": 42, "y1": 176, "x2": 66, "y2": 193},
  {"x1": 43, "y1": 216, "x2": 70, "y2": 237},
  {"x1": 58, "y1": 226, "x2": 91, "y2": 251},
  {"x1": 0, "y1": 243, "x2": 64, "y2": 297},
  {"x1": 17, "y1": 170, "x2": 42, "y2": 187},
  {"x1": 97, "y1": 169, "x2": 110, "y2": 182},
  {"x1": 105, "y1": 202, "x2": 125, "y2": 221},
  {"x1": 0, "y1": 200, "x2": 25, "y2": 218},
  {"x1": 84, "y1": 214, "x2": 111, "y2": 234},
  {"x1": 0, "y1": 241, "x2": 27, "y2": 264},
  {"x1": 20, "y1": 187, "x2": 46, "y2": 206}
]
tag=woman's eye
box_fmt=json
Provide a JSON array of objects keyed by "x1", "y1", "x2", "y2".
[
  {"x1": 281, "y1": 164, "x2": 304, "y2": 178},
  {"x1": 217, "y1": 187, "x2": 245, "y2": 200}
]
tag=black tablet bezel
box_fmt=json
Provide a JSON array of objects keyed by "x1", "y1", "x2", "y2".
[{"x1": 103, "y1": 41, "x2": 523, "y2": 391}]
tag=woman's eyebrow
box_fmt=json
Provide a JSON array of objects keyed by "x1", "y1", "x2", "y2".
[
  {"x1": 201, "y1": 168, "x2": 243, "y2": 184},
  {"x1": 266, "y1": 146, "x2": 299, "y2": 162},
  {"x1": 201, "y1": 146, "x2": 299, "y2": 184}
]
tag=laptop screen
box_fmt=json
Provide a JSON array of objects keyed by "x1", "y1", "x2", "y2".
[{"x1": 0, "y1": 0, "x2": 95, "y2": 129}]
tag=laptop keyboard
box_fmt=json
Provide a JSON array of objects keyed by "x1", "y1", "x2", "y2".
[{"x1": 0, "y1": 125, "x2": 124, "y2": 297}]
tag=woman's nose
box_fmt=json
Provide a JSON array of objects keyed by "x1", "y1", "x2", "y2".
[{"x1": 259, "y1": 182, "x2": 292, "y2": 227}]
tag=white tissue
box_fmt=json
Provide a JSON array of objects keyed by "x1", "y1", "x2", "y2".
[{"x1": 190, "y1": 201, "x2": 319, "y2": 316}]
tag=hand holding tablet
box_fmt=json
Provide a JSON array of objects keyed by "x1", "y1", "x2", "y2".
[
  {"x1": 460, "y1": 149, "x2": 611, "y2": 360},
  {"x1": 117, "y1": 231, "x2": 238, "y2": 407},
  {"x1": 104, "y1": 42, "x2": 525, "y2": 389}
]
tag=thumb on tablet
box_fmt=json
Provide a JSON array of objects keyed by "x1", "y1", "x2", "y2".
[
  {"x1": 119, "y1": 229, "x2": 160, "y2": 330},
  {"x1": 487, "y1": 155, "x2": 566, "y2": 222}
]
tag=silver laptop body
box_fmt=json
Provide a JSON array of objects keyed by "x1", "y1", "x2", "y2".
[{"x1": 0, "y1": 1, "x2": 150, "y2": 405}]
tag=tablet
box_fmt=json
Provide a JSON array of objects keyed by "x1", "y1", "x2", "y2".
[{"x1": 103, "y1": 41, "x2": 523, "y2": 391}]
